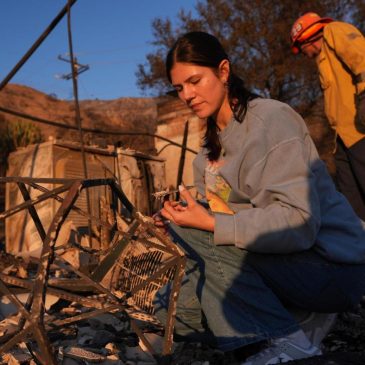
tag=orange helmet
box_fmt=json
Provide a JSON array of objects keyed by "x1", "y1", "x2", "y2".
[{"x1": 290, "y1": 12, "x2": 333, "y2": 54}]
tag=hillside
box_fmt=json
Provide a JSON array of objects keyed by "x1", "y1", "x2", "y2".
[
  {"x1": 0, "y1": 83, "x2": 336, "y2": 176},
  {"x1": 0, "y1": 84, "x2": 159, "y2": 154}
]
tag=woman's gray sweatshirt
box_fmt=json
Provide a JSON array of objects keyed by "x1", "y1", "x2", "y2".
[{"x1": 193, "y1": 98, "x2": 365, "y2": 264}]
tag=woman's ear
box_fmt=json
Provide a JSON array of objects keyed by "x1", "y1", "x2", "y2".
[{"x1": 218, "y1": 59, "x2": 230, "y2": 83}]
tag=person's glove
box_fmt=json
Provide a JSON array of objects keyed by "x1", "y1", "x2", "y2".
[{"x1": 355, "y1": 90, "x2": 365, "y2": 127}]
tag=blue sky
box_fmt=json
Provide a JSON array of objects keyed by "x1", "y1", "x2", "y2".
[{"x1": 1, "y1": 0, "x2": 198, "y2": 100}]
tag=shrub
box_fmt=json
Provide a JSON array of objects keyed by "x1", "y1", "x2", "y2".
[{"x1": 0, "y1": 120, "x2": 44, "y2": 169}]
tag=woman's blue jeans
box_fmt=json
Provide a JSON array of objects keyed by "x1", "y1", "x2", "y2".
[{"x1": 153, "y1": 223, "x2": 365, "y2": 351}]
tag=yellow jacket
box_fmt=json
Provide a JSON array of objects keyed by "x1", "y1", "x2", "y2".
[{"x1": 316, "y1": 21, "x2": 365, "y2": 147}]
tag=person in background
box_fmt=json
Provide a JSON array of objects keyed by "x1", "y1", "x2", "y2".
[
  {"x1": 153, "y1": 31, "x2": 365, "y2": 364},
  {"x1": 290, "y1": 12, "x2": 365, "y2": 221}
]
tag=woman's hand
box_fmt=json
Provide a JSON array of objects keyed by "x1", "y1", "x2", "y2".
[{"x1": 160, "y1": 185, "x2": 215, "y2": 231}]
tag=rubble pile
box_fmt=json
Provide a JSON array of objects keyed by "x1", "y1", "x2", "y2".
[
  {"x1": 0, "y1": 178, "x2": 186, "y2": 365},
  {"x1": 0, "y1": 251, "x2": 153, "y2": 365},
  {"x1": 3, "y1": 250, "x2": 364, "y2": 365}
]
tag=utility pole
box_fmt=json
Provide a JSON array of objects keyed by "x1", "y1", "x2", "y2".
[{"x1": 57, "y1": 54, "x2": 89, "y2": 80}]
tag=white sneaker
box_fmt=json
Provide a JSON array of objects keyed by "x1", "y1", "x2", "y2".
[
  {"x1": 299, "y1": 312, "x2": 337, "y2": 347},
  {"x1": 241, "y1": 337, "x2": 322, "y2": 365}
]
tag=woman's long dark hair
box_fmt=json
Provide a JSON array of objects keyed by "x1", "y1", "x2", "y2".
[{"x1": 166, "y1": 31, "x2": 259, "y2": 161}]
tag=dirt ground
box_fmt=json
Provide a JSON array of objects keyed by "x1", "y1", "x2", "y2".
[
  {"x1": 1, "y1": 250, "x2": 365, "y2": 365},
  {"x1": 168, "y1": 305, "x2": 365, "y2": 365}
]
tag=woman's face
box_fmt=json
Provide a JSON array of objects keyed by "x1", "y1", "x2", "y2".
[{"x1": 170, "y1": 61, "x2": 230, "y2": 122}]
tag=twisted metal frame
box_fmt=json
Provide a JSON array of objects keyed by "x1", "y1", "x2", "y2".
[{"x1": 0, "y1": 177, "x2": 186, "y2": 364}]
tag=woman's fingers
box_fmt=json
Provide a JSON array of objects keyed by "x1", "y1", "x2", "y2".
[
  {"x1": 153, "y1": 211, "x2": 170, "y2": 226},
  {"x1": 160, "y1": 205, "x2": 176, "y2": 221},
  {"x1": 178, "y1": 185, "x2": 195, "y2": 206}
]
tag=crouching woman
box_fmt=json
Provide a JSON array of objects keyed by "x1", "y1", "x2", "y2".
[{"x1": 154, "y1": 31, "x2": 365, "y2": 364}]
